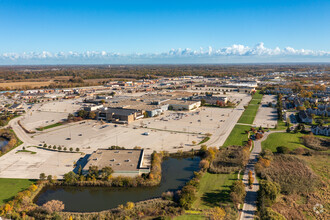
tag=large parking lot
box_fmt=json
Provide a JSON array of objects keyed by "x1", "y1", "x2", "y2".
[
  {"x1": 31, "y1": 93, "x2": 251, "y2": 153},
  {"x1": 20, "y1": 99, "x2": 83, "y2": 130},
  {"x1": 0, "y1": 92, "x2": 252, "y2": 178},
  {"x1": 253, "y1": 95, "x2": 278, "y2": 128}
]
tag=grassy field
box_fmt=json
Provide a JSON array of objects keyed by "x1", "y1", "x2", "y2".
[
  {"x1": 0, "y1": 178, "x2": 35, "y2": 205},
  {"x1": 261, "y1": 132, "x2": 307, "y2": 152},
  {"x1": 192, "y1": 172, "x2": 237, "y2": 209},
  {"x1": 249, "y1": 99, "x2": 260, "y2": 105},
  {"x1": 173, "y1": 214, "x2": 206, "y2": 220},
  {"x1": 223, "y1": 124, "x2": 251, "y2": 147},
  {"x1": 36, "y1": 122, "x2": 63, "y2": 131},
  {"x1": 272, "y1": 120, "x2": 287, "y2": 130},
  {"x1": 237, "y1": 91, "x2": 263, "y2": 125},
  {"x1": 297, "y1": 154, "x2": 330, "y2": 180},
  {"x1": 237, "y1": 104, "x2": 260, "y2": 124},
  {"x1": 252, "y1": 91, "x2": 263, "y2": 100}
]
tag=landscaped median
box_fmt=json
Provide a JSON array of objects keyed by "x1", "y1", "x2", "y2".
[
  {"x1": 237, "y1": 91, "x2": 263, "y2": 125},
  {"x1": 222, "y1": 124, "x2": 251, "y2": 147},
  {"x1": 36, "y1": 122, "x2": 63, "y2": 131}
]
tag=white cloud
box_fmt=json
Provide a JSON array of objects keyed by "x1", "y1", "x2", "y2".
[{"x1": 0, "y1": 42, "x2": 329, "y2": 64}]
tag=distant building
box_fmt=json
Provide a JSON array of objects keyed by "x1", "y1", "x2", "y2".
[
  {"x1": 83, "y1": 104, "x2": 104, "y2": 112},
  {"x1": 82, "y1": 149, "x2": 149, "y2": 177},
  {"x1": 298, "y1": 110, "x2": 312, "y2": 124},
  {"x1": 191, "y1": 96, "x2": 228, "y2": 105},
  {"x1": 96, "y1": 107, "x2": 143, "y2": 124},
  {"x1": 166, "y1": 100, "x2": 201, "y2": 111},
  {"x1": 311, "y1": 125, "x2": 330, "y2": 136}
]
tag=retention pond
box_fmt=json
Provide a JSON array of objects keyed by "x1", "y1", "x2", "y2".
[
  {"x1": 35, "y1": 156, "x2": 200, "y2": 212},
  {"x1": 0, "y1": 137, "x2": 9, "y2": 150}
]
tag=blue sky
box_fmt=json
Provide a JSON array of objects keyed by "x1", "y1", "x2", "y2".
[{"x1": 0, "y1": 0, "x2": 329, "y2": 64}]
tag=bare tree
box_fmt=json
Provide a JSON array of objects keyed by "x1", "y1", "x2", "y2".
[{"x1": 42, "y1": 200, "x2": 65, "y2": 214}]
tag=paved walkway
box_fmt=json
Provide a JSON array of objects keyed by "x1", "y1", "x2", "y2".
[{"x1": 240, "y1": 130, "x2": 283, "y2": 220}]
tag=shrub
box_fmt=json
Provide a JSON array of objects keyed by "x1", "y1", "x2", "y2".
[
  {"x1": 301, "y1": 134, "x2": 329, "y2": 151},
  {"x1": 199, "y1": 159, "x2": 210, "y2": 170},
  {"x1": 208, "y1": 207, "x2": 226, "y2": 220},
  {"x1": 161, "y1": 191, "x2": 174, "y2": 200},
  {"x1": 248, "y1": 170, "x2": 254, "y2": 186},
  {"x1": 258, "y1": 180, "x2": 281, "y2": 208},
  {"x1": 276, "y1": 146, "x2": 290, "y2": 154},
  {"x1": 230, "y1": 180, "x2": 246, "y2": 205},
  {"x1": 39, "y1": 173, "x2": 46, "y2": 180},
  {"x1": 179, "y1": 185, "x2": 196, "y2": 209},
  {"x1": 256, "y1": 132, "x2": 263, "y2": 140},
  {"x1": 41, "y1": 200, "x2": 64, "y2": 214},
  {"x1": 286, "y1": 127, "x2": 291, "y2": 133},
  {"x1": 63, "y1": 171, "x2": 79, "y2": 184},
  {"x1": 260, "y1": 207, "x2": 286, "y2": 220},
  {"x1": 258, "y1": 155, "x2": 320, "y2": 195},
  {"x1": 209, "y1": 145, "x2": 249, "y2": 173}
]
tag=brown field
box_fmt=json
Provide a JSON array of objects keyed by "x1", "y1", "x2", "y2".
[{"x1": 0, "y1": 81, "x2": 52, "y2": 90}]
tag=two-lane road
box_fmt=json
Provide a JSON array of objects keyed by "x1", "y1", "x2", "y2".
[{"x1": 240, "y1": 130, "x2": 283, "y2": 220}]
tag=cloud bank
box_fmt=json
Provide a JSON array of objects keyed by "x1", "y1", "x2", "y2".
[{"x1": 1, "y1": 43, "x2": 329, "y2": 64}]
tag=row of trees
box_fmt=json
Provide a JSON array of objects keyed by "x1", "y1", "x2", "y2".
[
  {"x1": 42, "y1": 144, "x2": 79, "y2": 152},
  {"x1": 0, "y1": 111, "x2": 19, "y2": 127},
  {"x1": 64, "y1": 165, "x2": 114, "y2": 184}
]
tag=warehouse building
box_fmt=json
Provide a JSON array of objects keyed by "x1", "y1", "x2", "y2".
[
  {"x1": 96, "y1": 107, "x2": 144, "y2": 124},
  {"x1": 82, "y1": 149, "x2": 149, "y2": 177}
]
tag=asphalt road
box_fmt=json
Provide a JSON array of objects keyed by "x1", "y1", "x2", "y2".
[{"x1": 240, "y1": 130, "x2": 283, "y2": 220}]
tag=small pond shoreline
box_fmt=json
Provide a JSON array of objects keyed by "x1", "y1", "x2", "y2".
[{"x1": 34, "y1": 155, "x2": 201, "y2": 212}]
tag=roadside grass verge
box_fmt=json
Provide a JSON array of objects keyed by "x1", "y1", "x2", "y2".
[
  {"x1": 192, "y1": 172, "x2": 237, "y2": 209},
  {"x1": 16, "y1": 149, "x2": 36, "y2": 154},
  {"x1": 237, "y1": 104, "x2": 260, "y2": 124},
  {"x1": 237, "y1": 91, "x2": 263, "y2": 124},
  {"x1": 36, "y1": 122, "x2": 63, "y2": 131},
  {"x1": 252, "y1": 91, "x2": 263, "y2": 100},
  {"x1": 0, "y1": 178, "x2": 35, "y2": 205},
  {"x1": 249, "y1": 99, "x2": 260, "y2": 105},
  {"x1": 173, "y1": 214, "x2": 206, "y2": 220},
  {"x1": 10, "y1": 129, "x2": 23, "y2": 147},
  {"x1": 198, "y1": 137, "x2": 210, "y2": 145},
  {"x1": 261, "y1": 132, "x2": 307, "y2": 152},
  {"x1": 223, "y1": 124, "x2": 251, "y2": 147}
]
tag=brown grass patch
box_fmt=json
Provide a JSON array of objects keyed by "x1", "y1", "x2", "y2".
[{"x1": 0, "y1": 81, "x2": 52, "y2": 90}]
